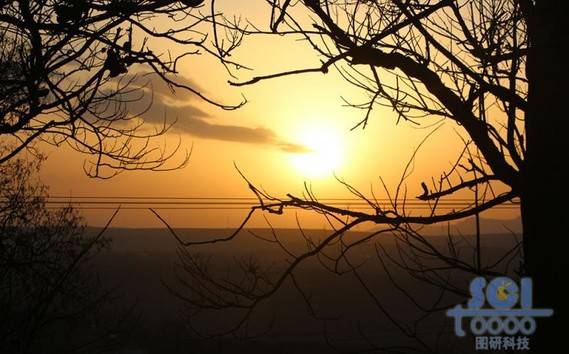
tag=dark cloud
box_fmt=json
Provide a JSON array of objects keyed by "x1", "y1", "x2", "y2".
[
  {"x1": 123, "y1": 72, "x2": 206, "y2": 103},
  {"x1": 117, "y1": 73, "x2": 307, "y2": 153}
]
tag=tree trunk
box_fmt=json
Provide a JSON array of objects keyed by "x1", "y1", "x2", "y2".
[{"x1": 522, "y1": 1, "x2": 568, "y2": 352}]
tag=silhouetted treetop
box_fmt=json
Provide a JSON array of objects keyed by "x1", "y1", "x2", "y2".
[{"x1": 0, "y1": 0, "x2": 242, "y2": 177}]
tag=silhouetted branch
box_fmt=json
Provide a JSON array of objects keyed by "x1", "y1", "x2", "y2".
[{"x1": 1, "y1": 0, "x2": 242, "y2": 177}]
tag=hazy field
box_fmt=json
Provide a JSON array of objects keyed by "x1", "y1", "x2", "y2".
[{"x1": 81, "y1": 218, "x2": 520, "y2": 353}]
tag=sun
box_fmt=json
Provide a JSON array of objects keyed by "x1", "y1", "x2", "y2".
[{"x1": 290, "y1": 126, "x2": 345, "y2": 178}]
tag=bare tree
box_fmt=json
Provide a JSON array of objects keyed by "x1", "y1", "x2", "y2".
[
  {"x1": 0, "y1": 148, "x2": 123, "y2": 353},
  {"x1": 0, "y1": 0, "x2": 244, "y2": 177},
  {"x1": 153, "y1": 0, "x2": 566, "y2": 352}
]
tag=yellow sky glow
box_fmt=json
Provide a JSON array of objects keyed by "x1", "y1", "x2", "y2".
[
  {"x1": 290, "y1": 122, "x2": 345, "y2": 178},
  {"x1": 35, "y1": 1, "x2": 519, "y2": 228}
]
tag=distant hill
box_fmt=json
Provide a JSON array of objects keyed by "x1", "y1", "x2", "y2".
[
  {"x1": 87, "y1": 218, "x2": 523, "y2": 256},
  {"x1": 86, "y1": 225, "x2": 522, "y2": 258},
  {"x1": 420, "y1": 216, "x2": 522, "y2": 236}
]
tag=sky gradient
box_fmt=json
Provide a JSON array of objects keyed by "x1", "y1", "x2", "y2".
[{"x1": 37, "y1": 1, "x2": 519, "y2": 228}]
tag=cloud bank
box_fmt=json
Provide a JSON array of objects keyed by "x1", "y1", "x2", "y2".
[{"x1": 116, "y1": 73, "x2": 307, "y2": 153}]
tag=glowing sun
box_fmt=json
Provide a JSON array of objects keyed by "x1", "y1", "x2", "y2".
[{"x1": 290, "y1": 126, "x2": 345, "y2": 178}]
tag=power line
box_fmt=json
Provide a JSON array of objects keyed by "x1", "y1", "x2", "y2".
[
  {"x1": 2, "y1": 196, "x2": 522, "y2": 210},
  {"x1": 44, "y1": 205, "x2": 520, "y2": 211},
  {"x1": 0, "y1": 197, "x2": 521, "y2": 203},
  {"x1": 34, "y1": 195, "x2": 517, "y2": 202},
  {"x1": 42, "y1": 207, "x2": 521, "y2": 211},
  {"x1": 36, "y1": 201, "x2": 516, "y2": 206}
]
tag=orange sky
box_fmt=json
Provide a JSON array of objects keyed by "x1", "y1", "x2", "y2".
[{"x1": 37, "y1": 1, "x2": 519, "y2": 228}]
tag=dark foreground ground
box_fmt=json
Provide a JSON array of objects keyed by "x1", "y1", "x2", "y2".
[{"x1": 70, "y1": 219, "x2": 521, "y2": 354}]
